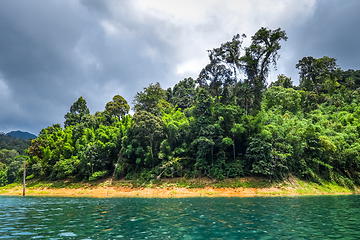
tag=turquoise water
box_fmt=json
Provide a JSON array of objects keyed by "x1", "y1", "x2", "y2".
[{"x1": 0, "y1": 195, "x2": 359, "y2": 239}]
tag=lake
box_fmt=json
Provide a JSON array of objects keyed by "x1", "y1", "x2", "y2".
[{"x1": 0, "y1": 195, "x2": 359, "y2": 239}]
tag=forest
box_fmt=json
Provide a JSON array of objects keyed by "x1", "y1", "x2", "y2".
[
  {"x1": 2, "y1": 27, "x2": 360, "y2": 188},
  {"x1": 0, "y1": 133, "x2": 32, "y2": 186}
]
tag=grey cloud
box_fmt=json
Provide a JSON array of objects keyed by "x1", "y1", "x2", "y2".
[
  {"x1": 0, "y1": 0, "x2": 184, "y2": 134},
  {"x1": 1, "y1": 0, "x2": 359, "y2": 135},
  {"x1": 278, "y1": 0, "x2": 360, "y2": 84}
]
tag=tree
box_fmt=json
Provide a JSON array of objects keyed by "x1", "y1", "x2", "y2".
[
  {"x1": 197, "y1": 63, "x2": 234, "y2": 101},
  {"x1": 262, "y1": 86, "x2": 301, "y2": 114},
  {"x1": 133, "y1": 82, "x2": 168, "y2": 115},
  {"x1": 0, "y1": 162, "x2": 7, "y2": 186},
  {"x1": 213, "y1": 103, "x2": 245, "y2": 161},
  {"x1": 208, "y1": 33, "x2": 246, "y2": 82},
  {"x1": 339, "y1": 69, "x2": 360, "y2": 89},
  {"x1": 240, "y1": 27, "x2": 288, "y2": 112},
  {"x1": 296, "y1": 56, "x2": 338, "y2": 94},
  {"x1": 64, "y1": 96, "x2": 90, "y2": 127},
  {"x1": 123, "y1": 111, "x2": 165, "y2": 170},
  {"x1": 196, "y1": 35, "x2": 242, "y2": 101},
  {"x1": 105, "y1": 95, "x2": 130, "y2": 120},
  {"x1": 171, "y1": 78, "x2": 196, "y2": 110},
  {"x1": 234, "y1": 79, "x2": 252, "y2": 115},
  {"x1": 270, "y1": 74, "x2": 293, "y2": 88},
  {"x1": 0, "y1": 149, "x2": 24, "y2": 184},
  {"x1": 192, "y1": 88, "x2": 213, "y2": 137}
]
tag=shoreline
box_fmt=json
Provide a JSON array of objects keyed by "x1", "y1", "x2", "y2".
[
  {"x1": 0, "y1": 187, "x2": 354, "y2": 198},
  {"x1": 0, "y1": 177, "x2": 357, "y2": 198}
]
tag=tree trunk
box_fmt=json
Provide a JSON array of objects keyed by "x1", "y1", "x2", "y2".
[
  {"x1": 150, "y1": 140, "x2": 154, "y2": 168},
  {"x1": 233, "y1": 137, "x2": 236, "y2": 161}
]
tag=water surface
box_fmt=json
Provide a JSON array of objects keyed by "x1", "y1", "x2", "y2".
[{"x1": 0, "y1": 195, "x2": 359, "y2": 239}]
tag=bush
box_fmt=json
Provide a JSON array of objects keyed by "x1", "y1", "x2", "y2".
[{"x1": 89, "y1": 171, "x2": 107, "y2": 181}]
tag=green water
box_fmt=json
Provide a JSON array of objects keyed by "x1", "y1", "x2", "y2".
[{"x1": 0, "y1": 195, "x2": 359, "y2": 239}]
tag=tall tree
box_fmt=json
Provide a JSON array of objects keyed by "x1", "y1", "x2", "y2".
[
  {"x1": 234, "y1": 79, "x2": 252, "y2": 115},
  {"x1": 64, "y1": 96, "x2": 90, "y2": 127},
  {"x1": 197, "y1": 63, "x2": 233, "y2": 101},
  {"x1": 296, "y1": 56, "x2": 338, "y2": 94},
  {"x1": 123, "y1": 111, "x2": 165, "y2": 169},
  {"x1": 192, "y1": 88, "x2": 213, "y2": 136},
  {"x1": 208, "y1": 33, "x2": 246, "y2": 82},
  {"x1": 171, "y1": 77, "x2": 196, "y2": 110},
  {"x1": 105, "y1": 95, "x2": 130, "y2": 120},
  {"x1": 196, "y1": 35, "x2": 243, "y2": 101},
  {"x1": 240, "y1": 27, "x2": 288, "y2": 112}
]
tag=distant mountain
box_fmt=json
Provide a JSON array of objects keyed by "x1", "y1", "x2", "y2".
[{"x1": 6, "y1": 130, "x2": 37, "y2": 140}]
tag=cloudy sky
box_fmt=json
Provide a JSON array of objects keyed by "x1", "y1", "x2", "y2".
[{"x1": 1, "y1": 0, "x2": 359, "y2": 135}]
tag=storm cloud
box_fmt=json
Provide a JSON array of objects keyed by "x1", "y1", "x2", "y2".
[{"x1": 0, "y1": 0, "x2": 359, "y2": 135}]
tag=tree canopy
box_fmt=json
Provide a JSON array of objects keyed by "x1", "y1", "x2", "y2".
[
  {"x1": 2, "y1": 27, "x2": 360, "y2": 189},
  {"x1": 105, "y1": 95, "x2": 130, "y2": 120},
  {"x1": 64, "y1": 96, "x2": 90, "y2": 127}
]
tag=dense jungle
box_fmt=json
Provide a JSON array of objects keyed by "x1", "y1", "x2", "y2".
[{"x1": 2, "y1": 27, "x2": 360, "y2": 189}]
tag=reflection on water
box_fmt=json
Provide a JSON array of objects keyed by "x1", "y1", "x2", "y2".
[{"x1": 0, "y1": 195, "x2": 359, "y2": 239}]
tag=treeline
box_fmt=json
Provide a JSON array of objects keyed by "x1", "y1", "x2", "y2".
[
  {"x1": 0, "y1": 133, "x2": 32, "y2": 155},
  {"x1": 0, "y1": 133, "x2": 32, "y2": 186},
  {"x1": 5, "y1": 27, "x2": 360, "y2": 188}
]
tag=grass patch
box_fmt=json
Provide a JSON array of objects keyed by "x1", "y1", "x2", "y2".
[
  {"x1": 77, "y1": 189, "x2": 91, "y2": 195},
  {"x1": 0, "y1": 183, "x2": 21, "y2": 190},
  {"x1": 293, "y1": 179, "x2": 353, "y2": 195},
  {"x1": 0, "y1": 176, "x2": 356, "y2": 197},
  {"x1": 25, "y1": 180, "x2": 88, "y2": 189},
  {"x1": 37, "y1": 190, "x2": 50, "y2": 194},
  {"x1": 198, "y1": 190, "x2": 219, "y2": 195},
  {"x1": 212, "y1": 178, "x2": 273, "y2": 189}
]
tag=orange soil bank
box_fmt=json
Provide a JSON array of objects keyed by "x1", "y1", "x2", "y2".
[{"x1": 0, "y1": 185, "x2": 352, "y2": 198}]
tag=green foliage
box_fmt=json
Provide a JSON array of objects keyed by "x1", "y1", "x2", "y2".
[
  {"x1": 170, "y1": 78, "x2": 196, "y2": 110},
  {"x1": 133, "y1": 82, "x2": 168, "y2": 115},
  {"x1": 271, "y1": 74, "x2": 294, "y2": 88},
  {"x1": 7, "y1": 27, "x2": 359, "y2": 189},
  {"x1": 0, "y1": 149, "x2": 24, "y2": 184},
  {"x1": 0, "y1": 133, "x2": 32, "y2": 155},
  {"x1": 0, "y1": 162, "x2": 8, "y2": 186},
  {"x1": 122, "y1": 111, "x2": 165, "y2": 173},
  {"x1": 263, "y1": 86, "x2": 301, "y2": 114},
  {"x1": 240, "y1": 27, "x2": 288, "y2": 112},
  {"x1": 105, "y1": 95, "x2": 130, "y2": 120},
  {"x1": 89, "y1": 170, "x2": 108, "y2": 181},
  {"x1": 26, "y1": 99, "x2": 130, "y2": 183},
  {"x1": 296, "y1": 56, "x2": 338, "y2": 94},
  {"x1": 64, "y1": 96, "x2": 90, "y2": 127}
]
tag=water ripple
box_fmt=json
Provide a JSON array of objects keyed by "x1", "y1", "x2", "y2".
[{"x1": 0, "y1": 195, "x2": 360, "y2": 239}]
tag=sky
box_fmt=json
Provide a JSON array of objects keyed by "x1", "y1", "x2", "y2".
[{"x1": 1, "y1": 0, "x2": 359, "y2": 135}]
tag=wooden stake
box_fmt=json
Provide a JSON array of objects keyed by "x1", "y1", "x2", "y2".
[{"x1": 23, "y1": 161, "x2": 26, "y2": 196}]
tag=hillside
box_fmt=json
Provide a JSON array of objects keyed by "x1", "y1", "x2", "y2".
[{"x1": 6, "y1": 130, "x2": 37, "y2": 140}]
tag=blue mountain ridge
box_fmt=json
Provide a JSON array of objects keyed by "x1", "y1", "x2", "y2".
[{"x1": 6, "y1": 130, "x2": 37, "y2": 140}]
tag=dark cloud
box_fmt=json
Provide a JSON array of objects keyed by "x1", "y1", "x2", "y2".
[
  {"x1": 0, "y1": 0, "x2": 359, "y2": 135},
  {"x1": 0, "y1": 0, "x2": 180, "y2": 135},
  {"x1": 0, "y1": 1, "x2": 87, "y2": 134},
  {"x1": 277, "y1": 0, "x2": 360, "y2": 84}
]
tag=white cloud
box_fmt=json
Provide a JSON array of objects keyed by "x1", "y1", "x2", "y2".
[
  {"x1": 100, "y1": 20, "x2": 118, "y2": 36},
  {"x1": 134, "y1": 0, "x2": 219, "y2": 26},
  {"x1": 127, "y1": 0, "x2": 319, "y2": 82},
  {"x1": 133, "y1": 0, "x2": 317, "y2": 29},
  {"x1": 176, "y1": 59, "x2": 207, "y2": 77}
]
